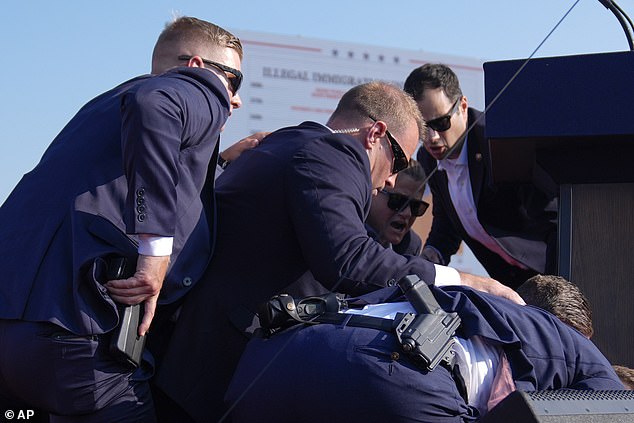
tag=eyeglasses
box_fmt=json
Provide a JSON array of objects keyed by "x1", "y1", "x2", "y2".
[
  {"x1": 368, "y1": 116, "x2": 409, "y2": 174},
  {"x1": 380, "y1": 189, "x2": 429, "y2": 216},
  {"x1": 426, "y1": 97, "x2": 461, "y2": 133},
  {"x1": 178, "y1": 55, "x2": 243, "y2": 94}
]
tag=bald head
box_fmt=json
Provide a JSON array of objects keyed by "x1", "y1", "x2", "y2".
[{"x1": 151, "y1": 16, "x2": 243, "y2": 74}]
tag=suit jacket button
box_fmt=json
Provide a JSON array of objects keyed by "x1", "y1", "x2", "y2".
[
  {"x1": 136, "y1": 188, "x2": 145, "y2": 197},
  {"x1": 137, "y1": 213, "x2": 146, "y2": 222},
  {"x1": 182, "y1": 277, "x2": 192, "y2": 287},
  {"x1": 137, "y1": 205, "x2": 146, "y2": 213},
  {"x1": 387, "y1": 278, "x2": 396, "y2": 286}
]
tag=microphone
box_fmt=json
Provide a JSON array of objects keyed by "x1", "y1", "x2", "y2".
[{"x1": 598, "y1": 0, "x2": 634, "y2": 51}]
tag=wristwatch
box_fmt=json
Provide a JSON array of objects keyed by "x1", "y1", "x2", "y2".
[{"x1": 218, "y1": 155, "x2": 231, "y2": 170}]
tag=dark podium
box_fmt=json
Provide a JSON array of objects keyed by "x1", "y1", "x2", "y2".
[{"x1": 483, "y1": 51, "x2": 634, "y2": 367}]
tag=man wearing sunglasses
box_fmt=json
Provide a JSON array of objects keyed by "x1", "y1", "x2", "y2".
[
  {"x1": 0, "y1": 17, "x2": 243, "y2": 420},
  {"x1": 405, "y1": 64, "x2": 558, "y2": 289},
  {"x1": 156, "y1": 81, "x2": 524, "y2": 422},
  {"x1": 366, "y1": 160, "x2": 430, "y2": 254}
]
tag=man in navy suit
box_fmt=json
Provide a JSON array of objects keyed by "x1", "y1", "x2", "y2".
[
  {"x1": 404, "y1": 64, "x2": 558, "y2": 288},
  {"x1": 0, "y1": 17, "x2": 243, "y2": 421},
  {"x1": 155, "y1": 81, "x2": 524, "y2": 422},
  {"x1": 366, "y1": 159, "x2": 429, "y2": 255},
  {"x1": 225, "y1": 283, "x2": 624, "y2": 422}
]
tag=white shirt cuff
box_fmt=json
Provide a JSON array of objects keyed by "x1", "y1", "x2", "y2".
[
  {"x1": 433, "y1": 264, "x2": 461, "y2": 287},
  {"x1": 137, "y1": 234, "x2": 173, "y2": 256},
  {"x1": 214, "y1": 164, "x2": 224, "y2": 181}
]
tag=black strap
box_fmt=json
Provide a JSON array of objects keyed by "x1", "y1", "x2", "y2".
[{"x1": 314, "y1": 312, "x2": 397, "y2": 332}]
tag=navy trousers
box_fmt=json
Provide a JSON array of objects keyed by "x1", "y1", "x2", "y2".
[
  {"x1": 225, "y1": 323, "x2": 478, "y2": 422},
  {"x1": 0, "y1": 320, "x2": 155, "y2": 422}
]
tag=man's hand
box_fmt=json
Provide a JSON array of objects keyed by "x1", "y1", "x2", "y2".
[
  {"x1": 458, "y1": 271, "x2": 526, "y2": 305},
  {"x1": 105, "y1": 254, "x2": 170, "y2": 336},
  {"x1": 220, "y1": 131, "x2": 269, "y2": 162}
]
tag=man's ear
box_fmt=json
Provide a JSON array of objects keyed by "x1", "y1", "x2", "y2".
[
  {"x1": 185, "y1": 56, "x2": 205, "y2": 68},
  {"x1": 459, "y1": 95, "x2": 469, "y2": 114},
  {"x1": 363, "y1": 120, "x2": 387, "y2": 150}
]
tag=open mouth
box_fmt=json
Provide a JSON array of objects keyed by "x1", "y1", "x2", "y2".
[
  {"x1": 428, "y1": 145, "x2": 445, "y2": 155},
  {"x1": 390, "y1": 221, "x2": 407, "y2": 231}
]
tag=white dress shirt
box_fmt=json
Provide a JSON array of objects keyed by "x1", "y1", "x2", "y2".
[{"x1": 437, "y1": 137, "x2": 527, "y2": 269}]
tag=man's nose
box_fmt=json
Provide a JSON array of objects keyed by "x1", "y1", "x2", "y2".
[
  {"x1": 426, "y1": 128, "x2": 441, "y2": 143},
  {"x1": 231, "y1": 92, "x2": 242, "y2": 110},
  {"x1": 384, "y1": 173, "x2": 397, "y2": 188}
]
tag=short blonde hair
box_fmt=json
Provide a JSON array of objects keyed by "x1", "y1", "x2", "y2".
[
  {"x1": 329, "y1": 81, "x2": 425, "y2": 141},
  {"x1": 152, "y1": 16, "x2": 243, "y2": 73}
]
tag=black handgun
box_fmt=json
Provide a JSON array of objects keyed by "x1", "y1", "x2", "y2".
[
  {"x1": 106, "y1": 257, "x2": 146, "y2": 368},
  {"x1": 394, "y1": 275, "x2": 461, "y2": 371}
]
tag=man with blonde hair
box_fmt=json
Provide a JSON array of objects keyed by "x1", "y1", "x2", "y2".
[
  {"x1": 0, "y1": 16, "x2": 243, "y2": 420},
  {"x1": 157, "y1": 81, "x2": 522, "y2": 421}
]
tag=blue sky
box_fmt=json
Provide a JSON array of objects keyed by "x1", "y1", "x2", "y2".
[{"x1": 1, "y1": 0, "x2": 631, "y2": 201}]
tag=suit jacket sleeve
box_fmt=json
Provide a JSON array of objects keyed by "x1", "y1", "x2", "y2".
[
  {"x1": 120, "y1": 70, "x2": 229, "y2": 237},
  {"x1": 436, "y1": 286, "x2": 623, "y2": 391},
  {"x1": 284, "y1": 134, "x2": 437, "y2": 296}
]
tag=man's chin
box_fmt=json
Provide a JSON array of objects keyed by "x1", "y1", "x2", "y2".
[
  {"x1": 428, "y1": 149, "x2": 445, "y2": 160},
  {"x1": 386, "y1": 233, "x2": 405, "y2": 246}
]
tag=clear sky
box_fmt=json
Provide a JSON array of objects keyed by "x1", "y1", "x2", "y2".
[{"x1": 1, "y1": 0, "x2": 631, "y2": 201}]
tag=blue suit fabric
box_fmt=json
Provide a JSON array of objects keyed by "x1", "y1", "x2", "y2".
[
  {"x1": 155, "y1": 121, "x2": 440, "y2": 422},
  {"x1": 0, "y1": 67, "x2": 230, "y2": 418},
  {"x1": 226, "y1": 285, "x2": 623, "y2": 422}
]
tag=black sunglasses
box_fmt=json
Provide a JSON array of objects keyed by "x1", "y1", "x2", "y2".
[
  {"x1": 368, "y1": 116, "x2": 409, "y2": 174},
  {"x1": 380, "y1": 189, "x2": 429, "y2": 217},
  {"x1": 426, "y1": 96, "x2": 461, "y2": 133},
  {"x1": 178, "y1": 55, "x2": 243, "y2": 94}
]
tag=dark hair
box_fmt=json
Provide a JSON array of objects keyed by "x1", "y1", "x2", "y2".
[
  {"x1": 404, "y1": 63, "x2": 463, "y2": 103},
  {"x1": 398, "y1": 159, "x2": 427, "y2": 192},
  {"x1": 517, "y1": 274, "x2": 594, "y2": 338}
]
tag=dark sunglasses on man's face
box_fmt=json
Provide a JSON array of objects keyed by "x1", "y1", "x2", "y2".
[
  {"x1": 178, "y1": 55, "x2": 243, "y2": 94},
  {"x1": 380, "y1": 189, "x2": 429, "y2": 217},
  {"x1": 426, "y1": 96, "x2": 461, "y2": 133},
  {"x1": 368, "y1": 116, "x2": 409, "y2": 174}
]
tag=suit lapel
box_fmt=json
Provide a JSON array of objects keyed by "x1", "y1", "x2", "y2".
[
  {"x1": 467, "y1": 109, "x2": 487, "y2": 207},
  {"x1": 433, "y1": 168, "x2": 466, "y2": 235}
]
